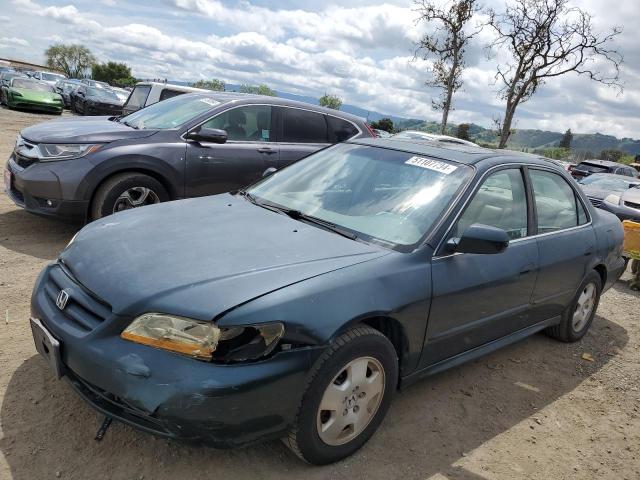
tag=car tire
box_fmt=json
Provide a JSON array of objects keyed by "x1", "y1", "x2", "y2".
[
  {"x1": 546, "y1": 270, "x2": 602, "y2": 343},
  {"x1": 285, "y1": 325, "x2": 398, "y2": 465},
  {"x1": 90, "y1": 172, "x2": 169, "y2": 220}
]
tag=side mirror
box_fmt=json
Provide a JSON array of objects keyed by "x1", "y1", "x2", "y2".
[
  {"x1": 446, "y1": 224, "x2": 509, "y2": 255},
  {"x1": 185, "y1": 127, "x2": 228, "y2": 144},
  {"x1": 262, "y1": 167, "x2": 277, "y2": 178}
]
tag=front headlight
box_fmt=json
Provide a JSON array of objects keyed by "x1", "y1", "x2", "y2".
[
  {"x1": 37, "y1": 143, "x2": 102, "y2": 161},
  {"x1": 121, "y1": 313, "x2": 284, "y2": 362},
  {"x1": 604, "y1": 194, "x2": 621, "y2": 205}
]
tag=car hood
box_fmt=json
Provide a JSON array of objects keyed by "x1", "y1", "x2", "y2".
[
  {"x1": 580, "y1": 186, "x2": 611, "y2": 200},
  {"x1": 20, "y1": 116, "x2": 157, "y2": 143},
  {"x1": 11, "y1": 88, "x2": 59, "y2": 102},
  {"x1": 621, "y1": 187, "x2": 640, "y2": 204},
  {"x1": 59, "y1": 194, "x2": 389, "y2": 319}
]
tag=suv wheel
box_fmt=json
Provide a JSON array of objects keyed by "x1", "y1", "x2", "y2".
[
  {"x1": 91, "y1": 172, "x2": 168, "y2": 220},
  {"x1": 285, "y1": 326, "x2": 398, "y2": 465},
  {"x1": 546, "y1": 270, "x2": 602, "y2": 342}
]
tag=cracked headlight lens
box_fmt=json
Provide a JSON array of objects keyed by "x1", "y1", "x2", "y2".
[{"x1": 121, "y1": 313, "x2": 221, "y2": 360}]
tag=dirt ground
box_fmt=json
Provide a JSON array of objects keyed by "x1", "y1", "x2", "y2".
[{"x1": 0, "y1": 107, "x2": 638, "y2": 480}]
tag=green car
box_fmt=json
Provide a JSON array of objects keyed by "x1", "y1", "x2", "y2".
[{"x1": 6, "y1": 78, "x2": 63, "y2": 114}]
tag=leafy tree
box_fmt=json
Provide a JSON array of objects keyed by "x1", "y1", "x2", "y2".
[
  {"x1": 456, "y1": 123, "x2": 471, "y2": 141},
  {"x1": 488, "y1": 0, "x2": 622, "y2": 148},
  {"x1": 599, "y1": 149, "x2": 624, "y2": 162},
  {"x1": 92, "y1": 62, "x2": 137, "y2": 87},
  {"x1": 559, "y1": 129, "x2": 573, "y2": 149},
  {"x1": 319, "y1": 93, "x2": 342, "y2": 110},
  {"x1": 369, "y1": 118, "x2": 395, "y2": 133},
  {"x1": 415, "y1": 0, "x2": 482, "y2": 134},
  {"x1": 239, "y1": 84, "x2": 276, "y2": 96},
  {"x1": 191, "y1": 79, "x2": 225, "y2": 91},
  {"x1": 45, "y1": 44, "x2": 96, "y2": 78}
]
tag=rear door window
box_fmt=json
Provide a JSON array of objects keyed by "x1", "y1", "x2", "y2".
[
  {"x1": 327, "y1": 116, "x2": 359, "y2": 142},
  {"x1": 530, "y1": 169, "x2": 579, "y2": 233},
  {"x1": 125, "y1": 85, "x2": 151, "y2": 110},
  {"x1": 281, "y1": 108, "x2": 328, "y2": 143}
]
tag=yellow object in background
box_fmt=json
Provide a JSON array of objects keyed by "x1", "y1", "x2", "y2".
[{"x1": 622, "y1": 220, "x2": 640, "y2": 257}]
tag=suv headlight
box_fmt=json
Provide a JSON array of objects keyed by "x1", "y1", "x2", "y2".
[
  {"x1": 604, "y1": 194, "x2": 621, "y2": 205},
  {"x1": 121, "y1": 313, "x2": 284, "y2": 362},
  {"x1": 37, "y1": 143, "x2": 102, "y2": 161}
]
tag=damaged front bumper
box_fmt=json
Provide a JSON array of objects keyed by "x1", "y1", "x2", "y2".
[{"x1": 30, "y1": 264, "x2": 325, "y2": 447}]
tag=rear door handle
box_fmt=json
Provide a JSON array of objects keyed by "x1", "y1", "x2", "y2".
[{"x1": 257, "y1": 147, "x2": 277, "y2": 154}]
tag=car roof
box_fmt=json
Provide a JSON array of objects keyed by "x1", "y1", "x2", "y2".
[
  {"x1": 349, "y1": 137, "x2": 559, "y2": 167},
  {"x1": 186, "y1": 91, "x2": 367, "y2": 124}
]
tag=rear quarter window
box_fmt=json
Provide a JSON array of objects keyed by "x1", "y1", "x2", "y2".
[
  {"x1": 327, "y1": 116, "x2": 359, "y2": 142},
  {"x1": 159, "y1": 89, "x2": 185, "y2": 101}
]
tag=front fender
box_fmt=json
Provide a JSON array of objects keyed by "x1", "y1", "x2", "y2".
[{"x1": 217, "y1": 250, "x2": 432, "y2": 376}]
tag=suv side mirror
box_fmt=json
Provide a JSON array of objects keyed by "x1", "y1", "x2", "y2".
[
  {"x1": 262, "y1": 167, "x2": 277, "y2": 178},
  {"x1": 446, "y1": 224, "x2": 509, "y2": 255},
  {"x1": 185, "y1": 127, "x2": 228, "y2": 144}
]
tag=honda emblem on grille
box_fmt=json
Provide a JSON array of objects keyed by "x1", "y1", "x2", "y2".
[{"x1": 56, "y1": 290, "x2": 69, "y2": 310}]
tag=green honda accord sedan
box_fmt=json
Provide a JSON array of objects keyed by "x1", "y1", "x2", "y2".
[{"x1": 6, "y1": 78, "x2": 63, "y2": 114}]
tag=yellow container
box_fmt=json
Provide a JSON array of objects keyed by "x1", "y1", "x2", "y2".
[{"x1": 623, "y1": 220, "x2": 640, "y2": 257}]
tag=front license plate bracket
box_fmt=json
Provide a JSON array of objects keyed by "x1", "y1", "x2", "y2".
[{"x1": 30, "y1": 317, "x2": 65, "y2": 379}]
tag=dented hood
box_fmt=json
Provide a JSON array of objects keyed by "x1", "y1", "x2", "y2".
[{"x1": 59, "y1": 194, "x2": 388, "y2": 319}]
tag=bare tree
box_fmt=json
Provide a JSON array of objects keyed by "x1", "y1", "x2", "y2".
[
  {"x1": 415, "y1": 0, "x2": 482, "y2": 134},
  {"x1": 488, "y1": 0, "x2": 622, "y2": 148}
]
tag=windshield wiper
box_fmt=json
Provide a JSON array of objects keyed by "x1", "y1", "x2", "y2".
[
  {"x1": 122, "y1": 120, "x2": 139, "y2": 130},
  {"x1": 275, "y1": 207, "x2": 357, "y2": 240}
]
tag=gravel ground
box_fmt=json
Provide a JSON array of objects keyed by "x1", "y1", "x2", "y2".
[{"x1": 0, "y1": 108, "x2": 638, "y2": 480}]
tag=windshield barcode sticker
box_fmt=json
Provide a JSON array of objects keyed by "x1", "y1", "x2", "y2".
[{"x1": 405, "y1": 156, "x2": 457, "y2": 174}]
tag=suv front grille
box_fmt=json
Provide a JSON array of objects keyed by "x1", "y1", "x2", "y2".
[
  {"x1": 43, "y1": 264, "x2": 111, "y2": 334},
  {"x1": 624, "y1": 200, "x2": 640, "y2": 210}
]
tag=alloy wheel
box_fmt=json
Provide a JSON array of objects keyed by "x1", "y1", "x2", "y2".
[
  {"x1": 572, "y1": 282, "x2": 597, "y2": 331},
  {"x1": 316, "y1": 356, "x2": 385, "y2": 446},
  {"x1": 113, "y1": 187, "x2": 160, "y2": 213}
]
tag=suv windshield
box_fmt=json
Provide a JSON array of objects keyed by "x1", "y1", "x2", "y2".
[
  {"x1": 247, "y1": 143, "x2": 472, "y2": 248},
  {"x1": 11, "y1": 79, "x2": 52, "y2": 92},
  {"x1": 42, "y1": 72, "x2": 65, "y2": 81},
  {"x1": 119, "y1": 94, "x2": 220, "y2": 130}
]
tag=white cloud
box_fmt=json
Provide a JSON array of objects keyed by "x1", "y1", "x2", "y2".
[
  {"x1": 9, "y1": 0, "x2": 640, "y2": 139},
  {"x1": 0, "y1": 36, "x2": 29, "y2": 46}
]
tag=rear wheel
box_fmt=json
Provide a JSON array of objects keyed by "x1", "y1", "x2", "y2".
[
  {"x1": 546, "y1": 271, "x2": 602, "y2": 342},
  {"x1": 90, "y1": 172, "x2": 168, "y2": 220},
  {"x1": 285, "y1": 326, "x2": 398, "y2": 465}
]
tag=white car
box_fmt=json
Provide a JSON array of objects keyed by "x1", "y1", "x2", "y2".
[
  {"x1": 122, "y1": 81, "x2": 209, "y2": 115},
  {"x1": 392, "y1": 130, "x2": 479, "y2": 147},
  {"x1": 30, "y1": 71, "x2": 67, "y2": 87}
]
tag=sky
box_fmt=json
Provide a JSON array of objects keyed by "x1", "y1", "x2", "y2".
[{"x1": 1, "y1": 0, "x2": 639, "y2": 139}]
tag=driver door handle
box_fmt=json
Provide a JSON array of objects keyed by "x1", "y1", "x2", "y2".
[{"x1": 257, "y1": 147, "x2": 277, "y2": 154}]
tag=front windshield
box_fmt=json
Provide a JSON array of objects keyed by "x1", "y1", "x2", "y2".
[
  {"x1": 119, "y1": 94, "x2": 220, "y2": 130},
  {"x1": 89, "y1": 87, "x2": 119, "y2": 101},
  {"x1": 248, "y1": 143, "x2": 473, "y2": 247},
  {"x1": 62, "y1": 82, "x2": 78, "y2": 92},
  {"x1": 12, "y1": 79, "x2": 52, "y2": 92},
  {"x1": 579, "y1": 174, "x2": 638, "y2": 191},
  {"x1": 42, "y1": 72, "x2": 64, "y2": 81}
]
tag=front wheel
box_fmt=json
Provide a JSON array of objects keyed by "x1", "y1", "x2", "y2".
[
  {"x1": 90, "y1": 172, "x2": 168, "y2": 220},
  {"x1": 285, "y1": 326, "x2": 398, "y2": 465},
  {"x1": 546, "y1": 271, "x2": 602, "y2": 342}
]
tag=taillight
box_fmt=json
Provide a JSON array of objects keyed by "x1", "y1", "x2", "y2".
[{"x1": 365, "y1": 123, "x2": 378, "y2": 138}]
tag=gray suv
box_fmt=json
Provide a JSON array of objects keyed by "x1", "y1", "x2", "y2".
[{"x1": 4, "y1": 93, "x2": 373, "y2": 221}]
